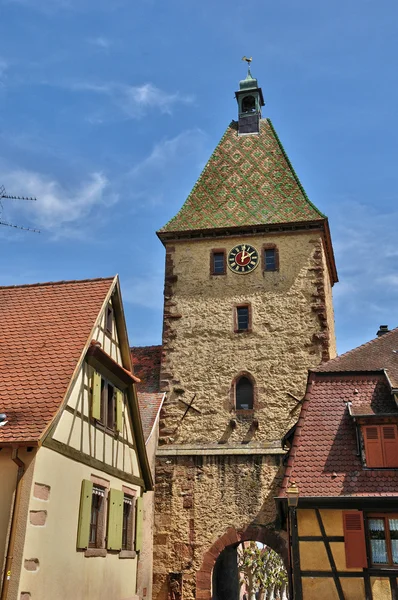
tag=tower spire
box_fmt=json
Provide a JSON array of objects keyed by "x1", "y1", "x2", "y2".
[{"x1": 235, "y1": 57, "x2": 265, "y2": 135}]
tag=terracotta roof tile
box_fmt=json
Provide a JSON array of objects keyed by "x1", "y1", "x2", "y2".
[
  {"x1": 131, "y1": 346, "x2": 162, "y2": 393},
  {"x1": 0, "y1": 277, "x2": 114, "y2": 444},
  {"x1": 315, "y1": 327, "x2": 398, "y2": 387},
  {"x1": 158, "y1": 119, "x2": 325, "y2": 235},
  {"x1": 137, "y1": 392, "x2": 165, "y2": 442},
  {"x1": 280, "y1": 372, "x2": 398, "y2": 498}
]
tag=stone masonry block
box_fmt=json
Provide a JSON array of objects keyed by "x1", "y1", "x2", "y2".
[
  {"x1": 29, "y1": 510, "x2": 47, "y2": 526},
  {"x1": 33, "y1": 483, "x2": 50, "y2": 501},
  {"x1": 24, "y1": 559, "x2": 39, "y2": 572}
]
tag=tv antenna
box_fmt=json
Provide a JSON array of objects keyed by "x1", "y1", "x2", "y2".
[{"x1": 0, "y1": 185, "x2": 40, "y2": 233}]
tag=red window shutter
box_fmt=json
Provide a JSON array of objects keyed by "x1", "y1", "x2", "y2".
[
  {"x1": 343, "y1": 511, "x2": 367, "y2": 568},
  {"x1": 363, "y1": 426, "x2": 384, "y2": 467},
  {"x1": 381, "y1": 425, "x2": 398, "y2": 468}
]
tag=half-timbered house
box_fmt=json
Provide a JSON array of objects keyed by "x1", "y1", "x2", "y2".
[
  {"x1": 0, "y1": 276, "x2": 152, "y2": 600},
  {"x1": 277, "y1": 326, "x2": 398, "y2": 600}
]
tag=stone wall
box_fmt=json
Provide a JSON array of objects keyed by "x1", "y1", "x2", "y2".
[
  {"x1": 153, "y1": 228, "x2": 336, "y2": 600},
  {"x1": 153, "y1": 453, "x2": 286, "y2": 600},
  {"x1": 159, "y1": 230, "x2": 336, "y2": 445}
]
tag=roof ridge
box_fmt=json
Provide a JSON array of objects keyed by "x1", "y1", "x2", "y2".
[
  {"x1": 313, "y1": 326, "x2": 398, "y2": 371},
  {"x1": 0, "y1": 276, "x2": 116, "y2": 290},
  {"x1": 266, "y1": 118, "x2": 326, "y2": 219}
]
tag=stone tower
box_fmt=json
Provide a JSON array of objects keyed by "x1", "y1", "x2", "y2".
[{"x1": 152, "y1": 67, "x2": 338, "y2": 600}]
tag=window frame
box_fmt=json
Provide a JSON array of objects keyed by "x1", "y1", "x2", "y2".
[
  {"x1": 235, "y1": 375, "x2": 254, "y2": 411},
  {"x1": 366, "y1": 513, "x2": 398, "y2": 568},
  {"x1": 99, "y1": 377, "x2": 116, "y2": 431},
  {"x1": 105, "y1": 303, "x2": 113, "y2": 335},
  {"x1": 234, "y1": 303, "x2": 252, "y2": 333},
  {"x1": 86, "y1": 476, "x2": 109, "y2": 555},
  {"x1": 362, "y1": 423, "x2": 398, "y2": 468},
  {"x1": 262, "y1": 243, "x2": 279, "y2": 272},
  {"x1": 210, "y1": 248, "x2": 226, "y2": 276},
  {"x1": 121, "y1": 489, "x2": 136, "y2": 552}
]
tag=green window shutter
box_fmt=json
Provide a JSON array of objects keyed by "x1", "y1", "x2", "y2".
[
  {"x1": 92, "y1": 370, "x2": 101, "y2": 420},
  {"x1": 116, "y1": 389, "x2": 123, "y2": 432},
  {"x1": 135, "y1": 495, "x2": 144, "y2": 552},
  {"x1": 77, "y1": 479, "x2": 93, "y2": 549},
  {"x1": 107, "y1": 488, "x2": 123, "y2": 550}
]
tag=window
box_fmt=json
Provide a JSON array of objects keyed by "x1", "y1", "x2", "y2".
[
  {"x1": 92, "y1": 371, "x2": 123, "y2": 432},
  {"x1": 211, "y1": 250, "x2": 226, "y2": 275},
  {"x1": 106, "y1": 304, "x2": 113, "y2": 334},
  {"x1": 362, "y1": 424, "x2": 398, "y2": 467},
  {"x1": 263, "y1": 245, "x2": 278, "y2": 272},
  {"x1": 89, "y1": 485, "x2": 105, "y2": 548},
  {"x1": 236, "y1": 376, "x2": 253, "y2": 410},
  {"x1": 122, "y1": 494, "x2": 136, "y2": 551},
  {"x1": 368, "y1": 515, "x2": 398, "y2": 566},
  {"x1": 242, "y1": 95, "x2": 256, "y2": 113},
  {"x1": 235, "y1": 305, "x2": 250, "y2": 332},
  {"x1": 101, "y1": 379, "x2": 115, "y2": 429}
]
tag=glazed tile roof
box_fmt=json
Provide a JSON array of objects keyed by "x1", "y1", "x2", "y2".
[
  {"x1": 158, "y1": 119, "x2": 325, "y2": 235},
  {"x1": 137, "y1": 392, "x2": 165, "y2": 442},
  {"x1": 280, "y1": 371, "x2": 398, "y2": 497},
  {"x1": 131, "y1": 345, "x2": 162, "y2": 393},
  {"x1": 0, "y1": 278, "x2": 114, "y2": 444},
  {"x1": 315, "y1": 327, "x2": 398, "y2": 387}
]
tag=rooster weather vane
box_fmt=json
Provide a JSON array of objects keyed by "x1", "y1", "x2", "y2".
[{"x1": 0, "y1": 185, "x2": 40, "y2": 233}]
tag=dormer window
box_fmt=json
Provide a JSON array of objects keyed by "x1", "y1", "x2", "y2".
[{"x1": 362, "y1": 424, "x2": 398, "y2": 467}]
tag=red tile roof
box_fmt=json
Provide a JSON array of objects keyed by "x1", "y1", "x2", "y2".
[
  {"x1": 315, "y1": 327, "x2": 398, "y2": 387},
  {"x1": 137, "y1": 392, "x2": 165, "y2": 442},
  {"x1": 131, "y1": 345, "x2": 162, "y2": 393},
  {"x1": 280, "y1": 372, "x2": 398, "y2": 498},
  {"x1": 0, "y1": 277, "x2": 114, "y2": 444}
]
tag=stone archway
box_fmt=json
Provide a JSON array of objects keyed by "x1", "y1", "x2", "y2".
[{"x1": 196, "y1": 526, "x2": 289, "y2": 600}]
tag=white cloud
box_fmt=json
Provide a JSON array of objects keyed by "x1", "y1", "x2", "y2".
[
  {"x1": 67, "y1": 81, "x2": 194, "y2": 119},
  {"x1": 0, "y1": 170, "x2": 116, "y2": 237},
  {"x1": 129, "y1": 129, "x2": 205, "y2": 178},
  {"x1": 87, "y1": 37, "x2": 112, "y2": 50}
]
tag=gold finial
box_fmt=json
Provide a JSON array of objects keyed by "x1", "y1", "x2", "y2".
[{"x1": 242, "y1": 56, "x2": 253, "y2": 65}]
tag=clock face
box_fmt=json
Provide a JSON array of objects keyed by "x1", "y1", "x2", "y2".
[{"x1": 228, "y1": 244, "x2": 259, "y2": 274}]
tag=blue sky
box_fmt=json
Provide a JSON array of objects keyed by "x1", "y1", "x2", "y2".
[{"x1": 1, "y1": 0, "x2": 398, "y2": 354}]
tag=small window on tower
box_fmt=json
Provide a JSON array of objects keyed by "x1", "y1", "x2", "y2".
[
  {"x1": 242, "y1": 95, "x2": 256, "y2": 113},
  {"x1": 211, "y1": 250, "x2": 226, "y2": 275},
  {"x1": 263, "y1": 245, "x2": 279, "y2": 272},
  {"x1": 235, "y1": 305, "x2": 251, "y2": 332},
  {"x1": 236, "y1": 376, "x2": 254, "y2": 410}
]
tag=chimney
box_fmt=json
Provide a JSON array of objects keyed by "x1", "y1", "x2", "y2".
[{"x1": 377, "y1": 325, "x2": 389, "y2": 337}]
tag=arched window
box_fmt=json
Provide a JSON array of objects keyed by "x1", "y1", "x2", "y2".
[
  {"x1": 236, "y1": 376, "x2": 253, "y2": 410},
  {"x1": 242, "y1": 95, "x2": 256, "y2": 113}
]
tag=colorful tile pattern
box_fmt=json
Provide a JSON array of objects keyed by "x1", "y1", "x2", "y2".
[
  {"x1": 0, "y1": 278, "x2": 114, "y2": 444},
  {"x1": 159, "y1": 119, "x2": 325, "y2": 234}
]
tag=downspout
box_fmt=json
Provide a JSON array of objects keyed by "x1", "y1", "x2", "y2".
[{"x1": 0, "y1": 448, "x2": 25, "y2": 600}]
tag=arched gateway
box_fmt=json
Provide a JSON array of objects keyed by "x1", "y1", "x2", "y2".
[
  {"x1": 197, "y1": 526, "x2": 288, "y2": 600},
  {"x1": 151, "y1": 63, "x2": 337, "y2": 600}
]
